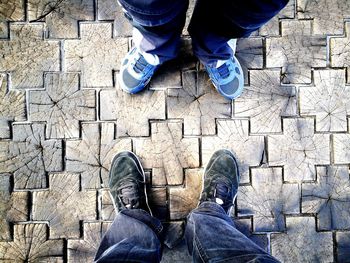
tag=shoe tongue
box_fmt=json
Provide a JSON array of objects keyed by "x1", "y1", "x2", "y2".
[
  {"x1": 214, "y1": 183, "x2": 230, "y2": 205},
  {"x1": 216, "y1": 60, "x2": 227, "y2": 68},
  {"x1": 120, "y1": 183, "x2": 140, "y2": 209},
  {"x1": 140, "y1": 50, "x2": 159, "y2": 66}
]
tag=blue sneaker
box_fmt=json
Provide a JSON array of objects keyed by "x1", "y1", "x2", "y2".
[
  {"x1": 119, "y1": 47, "x2": 160, "y2": 94},
  {"x1": 205, "y1": 40, "x2": 244, "y2": 100}
]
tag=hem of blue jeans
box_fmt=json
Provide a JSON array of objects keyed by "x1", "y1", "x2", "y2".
[{"x1": 198, "y1": 201, "x2": 228, "y2": 214}]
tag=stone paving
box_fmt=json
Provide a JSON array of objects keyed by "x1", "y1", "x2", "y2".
[{"x1": 0, "y1": 0, "x2": 350, "y2": 262}]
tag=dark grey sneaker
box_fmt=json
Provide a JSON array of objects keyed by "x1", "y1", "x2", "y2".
[
  {"x1": 109, "y1": 151, "x2": 152, "y2": 215},
  {"x1": 199, "y1": 149, "x2": 240, "y2": 213}
]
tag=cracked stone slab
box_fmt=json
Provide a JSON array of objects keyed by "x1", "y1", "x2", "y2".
[
  {"x1": 0, "y1": 73, "x2": 25, "y2": 138},
  {"x1": 32, "y1": 173, "x2": 96, "y2": 238},
  {"x1": 0, "y1": 23, "x2": 60, "y2": 89},
  {"x1": 268, "y1": 118, "x2": 330, "y2": 182},
  {"x1": 169, "y1": 169, "x2": 203, "y2": 220},
  {"x1": 234, "y1": 69, "x2": 297, "y2": 133},
  {"x1": 300, "y1": 69, "x2": 350, "y2": 132},
  {"x1": 333, "y1": 133, "x2": 350, "y2": 164},
  {"x1": 135, "y1": 121, "x2": 199, "y2": 185},
  {"x1": 271, "y1": 217, "x2": 333, "y2": 262},
  {"x1": 237, "y1": 168, "x2": 300, "y2": 232},
  {"x1": 29, "y1": 73, "x2": 96, "y2": 139},
  {"x1": 302, "y1": 166, "x2": 350, "y2": 230},
  {"x1": 0, "y1": 174, "x2": 28, "y2": 240},
  {"x1": 64, "y1": 23, "x2": 128, "y2": 88},
  {"x1": 100, "y1": 89, "x2": 166, "y2": 137},
  {"x1": 0, "y1": 223, "x2": 63, "y2": 261},
  {"x1": 0, "y1": 123, "x2": 63, "y2": 189},
  {"x1": 66, "y1": 122, "x2": 132, "y2": 189},
  {"x1": 68, "y1": 222, "x2": 111, "y2": 263},
  {"x1": 297, "y1": 0, "x2": 350, "y2": 35},
  {"x1": 202, "y1": 119, "x2": 265, "y2": 183},
  {"x1": 28, "y1": 0, "x2": 94, "y2": 38},
  {"x1": 0, "y1": 0, "x2": 25, "y2": 38},
  {"x1": 266, "y1": 20, "x2": 327, "y2": 84},
  {"x1": 337, "y1": 232, "x2": 350, "y2": 261},
  {"x1": 167, "y1": 70, "x2": 231, "y2": 136}
]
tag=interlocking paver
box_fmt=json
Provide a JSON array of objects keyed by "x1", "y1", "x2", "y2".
[
  {"x1": 0, "y1": 23, "x2": 60, "y2": 89},
  {"x1": 0, "y1": 123, "x2": 63, "y2": 189},
  {"x1": 268, "y1": 118, "x2": 330, "y2": 182},
  {"x1": 234, "y1": 218, "x2": 268, "y2": 251},
  {"x1": 271, "y1": 217, "x2": 333, "y2": 262},
  {"x1": 266, "y1": 20, "x2": 327, "y2": 84},
  {"x1": 0, "y1": 73, "x2": 25, "y2": 138},
  {"x1": 202, "y1": 119, "x2": 265, "y2": 183},
  {"x1": 0, "y1": 0, "x2": 25, "y2": 38},
  {"x1": 64, "y1": 23, "x2": 128, "y2": 87},
  {"x1": 237, "y1": 168, "x2": 300, "y2": 232},
  {"x1": 337, "y1": 232, "x2": 350, "y2": 262},
  {"x1": 66, "y1": 122, "x2": 132, "y2": 189},
  {"x1": 302, "y1": 166, "x2": 350, "y2": 230},
  {"x1": 168, "y1": 70, "x2": 231, "y2": 135},
  {"x1": 29, "y1": 73, "x2": 96, "y2": 138},
  {"x1": 300, "y1": 69, "x2": 350, "y2": 132},
  {"x1": 234, "y1": 69, "x2": 297, "y2": 133},
  {"x1": 333, "y1": 133, "x2": 350, "y2": 164}
]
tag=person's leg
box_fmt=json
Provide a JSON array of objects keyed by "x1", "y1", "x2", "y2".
[{"x1": 94, "y1": 151, "x2": 163, "y2": 263}]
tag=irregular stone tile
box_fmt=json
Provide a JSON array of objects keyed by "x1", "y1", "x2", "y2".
[
  {"x1": 237, "y1": 168, "x2": 300, "y2": 232},
  {"x1": 29, "y1": 73, "x2": 95, "y2": 139},
  {"x1": 148, "y1": 187, "x2": 168, "y2": 221},
  {"x1": 300, "y1": 69, "x2": 350, "y2": 132},
  {"x1": 0, "y1": 73, "x2": 25, "y2": 138},
  {"x1": 268, "y1": 118, "x2": 330, "y2": 182},
  {"x1": 100, "y1": 189, "x2": 115, "y2": 221},
  {"x1": 0, "y1": 174, "x2": 28, "y2": 240},
  {"x1": 0, "y1": 223, "x2": 63, "y2": 261},
  {"x1": 202, "y1": 119, "x2": 265, "y2": 183},
  {"x1": 266, "y1": 20, "x2": 327, "y2": 84},
  {"x1": 0, "y1": 24, "x2": 60, "y2": 89},
  {"x1": 32, "y1": 173, "x2": 96, "y2": 238},
  {"x1": 100, "y1": 89, "x2": 166, "y2": 137},
  {"x1": 337, "y1": 232, "x2": 350, "y2": 262},
  {"x1": 0, "y1": 0, "x2": 25, "y2": 38},
  {"x1": 28, "y1": 0, "x2": 94, "y2": 38},
  {"x1": 135, "y1": 122, "x2": 199, "y2": 185},
  {"x1": 162, "y1": 240, "x2": 192, "y2": 263},
  {"x1": 150, "y1": 68, "x2": 182, "y2": 89},
  {"x1": 163, "y1": 221, "x2": 185, "y2": 249},
  {"x1": 65, "y1": 23, "x2": 128, "y2": 88},
  {"x1": 168, "y1": 70, "x2": 231, "y2": 136},
  {"x1": 234, "y1": 69, "x2": 296, "y2": 133},
  {"x1": 333, "y1": 133, "x2": 350, "y2": 164},
  {"x1": 169, "y1": 169, "x2": 203, "y2": 220},
  {"x1": 298, "y1": 0, "x2": 350, "y2": 35},
  {"x1": 302, "y1": 166, "x2": 350, "y2": 230},
  {"x1": 68, "y1": 222, "x2": 111, "y2": 263},
  {"x1": 271, "y1": 217, "x2": 333, "y2": 262},
  {"x1": 0, "y1": 123, "x2": 63, "y2": 189},
  {"x1": 151, "y1": 168, "x2": 167, "y2": 186},
  {"x1": 66, "y1": 122, "x2": 132, "y2": 189}
]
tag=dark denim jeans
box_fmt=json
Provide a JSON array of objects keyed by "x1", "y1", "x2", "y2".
[
  {"x1": 94, "y1": 202, "x2": 280, "y2": 263},
  {"x1": 118, "y1": 0, "x2": 289, "y2": 64}
]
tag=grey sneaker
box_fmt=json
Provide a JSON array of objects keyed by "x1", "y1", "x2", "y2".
[
  {"x1": 199, "y1": 149, "x2": 240, "y2": 213},
  {"x1": 109, "y1": 151, "x2": 152, "y2": 215}
]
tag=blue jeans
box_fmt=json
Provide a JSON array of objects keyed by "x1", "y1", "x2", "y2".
[
  {"x1": 118, "y1": 0, "x2": 289, "y2": 64},
  {"x1": 94, "y1": 202, "x2": 280, "y2": 262}
]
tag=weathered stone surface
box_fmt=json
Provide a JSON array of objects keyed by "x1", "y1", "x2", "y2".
[
  {"x1": 0, "y1": 0, "x2": 25, "y2": 38},
  {"x1": 29, "y1": 73, "x2": 96, "y2": 138},
  {"x1": 268, "y1": 118, "x2": 330, "y2": 182},
  {"x1": 298, "y1": 0, "x2": 350, "y2": 35},
  {"x1": 168, "y1": 71, "x2": 231, "y2": 135},
  {"x1": 300, "y1": 69, "x2": 350, "y2": 132},
  {"x1": 202, "y1": 119, "x2": 265, "y2": 183},
  {"x1": 0, "y1": 224, "x2": 63, "y2": 261},
  {"x1": 28, "y1": 0, "x2": 94, "y2": 38},
  {"x1": 66, "y1": 122, "x2": 132, "y2": 189},
  {"x1": 238, "y1": 168, "x2": 300, "y2": 232},
  {"x1": 0, "y1": 174, "x2": 28, "y2": 240},
  {"x1": 169, "y1": 169, "x2": 203, "y2": 220},
  {"x1": 65, "y1": 23, "x2": 128, "y2": 88},
  {"x1": 333, "y1": 133, "x2": 350, "y2": 164},
  {"x1": 0, "y1": 73, "x2": 25, "y2": 138},
  {"x1": 135, "y1": 122, "x2": 199, "y2": 185},
  {"x1": 337, "y1": 232, "x2": 350, "y2": 262},
  {"x1": 0, "y1": 123, "x2": 63, "y2": 189},
  {"x1": 150, "y1": 68, "x2": 182, "y2": 89},
  {"x1": 271, "y1": 217, "x2": 333, "y2": 262},
  {"x1": 0, "y1": 24, "x2": 60, "y2": 89},
  {"x1": 68, "y1": 222, "x2": 111, "y2": 262},
  {"x1": 266, "y1": 20, "x2": 327, "y2": 84},
  {"x1": 234, "y1": 69, "x2": 297, "y2": 133},
  {"x1": 100, "y1": 189, "x2": 115, "y2": 221},
  {"x1": 100, "y1": 89, "x2": 166, "y2": 137},
  {"x1": 32, "y1": 173, "x2": 96, "y2": 238},
  {"x1": 302, "y1": 166, "x2": 350, "y2": 230}
]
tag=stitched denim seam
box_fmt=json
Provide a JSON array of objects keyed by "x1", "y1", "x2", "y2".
[{"x1": 194, "y1": 234, "x2": 209, "y2": 263}]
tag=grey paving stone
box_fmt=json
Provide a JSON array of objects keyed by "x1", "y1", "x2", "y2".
[
  {"x1": 0, "y1": 0, "x2": 25, "y2": 38},
  {"x1": 333, "y1": 133, "x2": 350, "y2": 164},
  {"x1": 337, "y1": 232, "x2": 350, "y2": 262}
]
